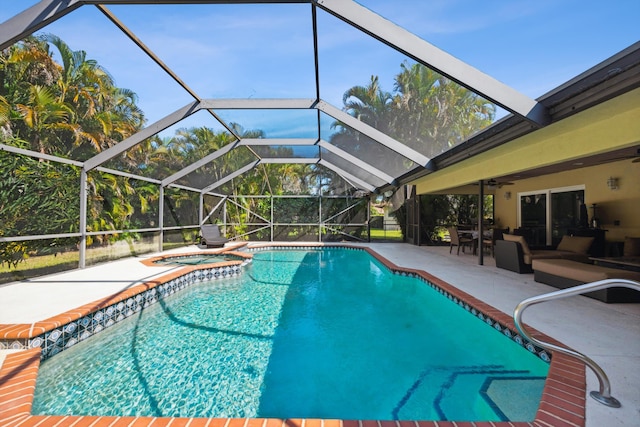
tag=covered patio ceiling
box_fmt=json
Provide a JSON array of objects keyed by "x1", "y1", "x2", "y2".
[{"x1": 1, "y1": 1, "x2": 638, "y2": 197}]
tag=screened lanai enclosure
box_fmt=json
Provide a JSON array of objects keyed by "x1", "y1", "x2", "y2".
[{"x1": 0, "y1": 0, "x2": 549, "y2": 278}]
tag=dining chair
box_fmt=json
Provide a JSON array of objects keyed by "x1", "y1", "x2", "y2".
[
  {"x1": 483, "y1": 228, "x2": 505, "y2": 257},
  {"x1": 447, "y1": 227, "x2": 474, "y2": 255}
]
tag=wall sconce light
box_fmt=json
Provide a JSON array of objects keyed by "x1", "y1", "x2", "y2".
[
  {"x1": 607, "y1": 176, "x2": 619, "y2": 190},
  {"x1": 504, "y1": 191, "x2": 511, "y2": 200},
  {"x1": 383, "y1": 190, "x2": 394, "y2": 198}
]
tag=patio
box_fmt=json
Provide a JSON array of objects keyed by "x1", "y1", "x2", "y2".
[{"x1": 1, "y1": 242, "x2": 638, "y2": 426}]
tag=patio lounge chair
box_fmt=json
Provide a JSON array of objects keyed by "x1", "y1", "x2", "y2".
[{"x1": 200, "y1": 224, "x2": 229, "y2": 248}]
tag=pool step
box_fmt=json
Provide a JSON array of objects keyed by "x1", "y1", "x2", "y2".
[
  {"x1": 438, "y1": 368, "x2": 545, "y2": 421},
  {"x1": 481, "y1": 375, "x2": 547, "y2": 421},
  {"x1": 393, "y1": 365, "x2": 544, "y2": 422}
]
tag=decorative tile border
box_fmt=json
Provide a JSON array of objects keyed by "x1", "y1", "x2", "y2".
[
  {"x1": 0, "y1": 243, "x2": 586, "y2": 427},
  {"x1": 0, "y1": 259, "x2": 250, "y2": 359}
]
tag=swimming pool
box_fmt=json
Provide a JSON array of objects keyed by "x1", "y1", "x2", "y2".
[{"x1": 31, "y1": 248, "x2": 549, "y2": 421}]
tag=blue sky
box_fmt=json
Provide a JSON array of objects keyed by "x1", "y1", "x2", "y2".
[{"x1": 1, "y1": 0, "x2": 639, "y2": 138}]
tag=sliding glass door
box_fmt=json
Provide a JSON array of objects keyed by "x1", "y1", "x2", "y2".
[
  {"x1": 518, "y1": 186, "x2": 585, "y2": 247},
  {"x1": 551, "y1": 189, "x2": 586, "y2": 245},
  {"x1": 519, "y1": 193, "x2": 547, "y2": 247}
]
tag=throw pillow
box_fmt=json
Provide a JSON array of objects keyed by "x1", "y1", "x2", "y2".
[
  {"x1": 503, "y1": 233, "x2": 531, "y2": 256},
  {"x1": 556, "y1": 235, "x2": 594, "y2": 254},
  {"x1": 623, "y1": 236, "x2": 640, "y2": 256}
]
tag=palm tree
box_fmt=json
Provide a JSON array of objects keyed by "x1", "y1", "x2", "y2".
[
  {"x1": 15, "y1": 84, "x2": 74, "y2": 155},
  {"x1": 0, "y1": 94, "x2": 10, "y2": 128},
  {"x1": 42, "y1": 34, "x2": 144, "y2": 158},
  {"x1": 342, "y1": 75, "x2": 394, "y2": 129},
  {"x1": 42, "y1": 34, "x2": 113, "y2": 117},
  {"x1": 330, "y1": 75, "x2": 410, "y2": 180},
  {"x1": 1, "y1": 34, "x2": 150, "y2": 254},
  {"x1": 393, "y1": 61, "x2": 495, "y2": 157},
  {"x1": 1, "y1": 36, "x2": 62, "y2": 148}
]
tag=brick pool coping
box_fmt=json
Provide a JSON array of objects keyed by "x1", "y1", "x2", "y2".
[
  {"x1": 0, "y1": 244, "x2": 586, "y2": 427},
  {"x1": 139, "y1": 243, "x2": 252, "y2": 267}
]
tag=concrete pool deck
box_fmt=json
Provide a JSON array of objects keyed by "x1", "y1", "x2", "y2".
[{"x1": 0, "y1": 242, "x2": 638, "y2": 426}]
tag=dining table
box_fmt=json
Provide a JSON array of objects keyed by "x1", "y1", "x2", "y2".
[{"x1": 458, "y1": 229, "x2": 493, "y2": 255}]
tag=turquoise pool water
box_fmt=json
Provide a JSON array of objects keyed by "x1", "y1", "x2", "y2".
[{"x1": 32, "y1": 248, "x2": 548, "y2": 421}]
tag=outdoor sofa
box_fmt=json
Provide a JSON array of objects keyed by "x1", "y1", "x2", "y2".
[
  {"x1": 495, "y1": 234, "x2": 594, "y2": 274},
  {"x1": 532, "y1": 236, "x2": 640, "y2": 303},
  {"x1": 531, "y1": 258, "x2": 640, "y2": 303}
]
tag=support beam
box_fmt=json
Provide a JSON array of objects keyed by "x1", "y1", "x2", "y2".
[
  {"x1": 90, "y1": 0, "x2": 308, "y2": 4},
  {"x1": 200, "y1": 98, "x2": 316, "y2": 110},
  {"x1": 202, "y1": 196, "x2": 227, "y2": 225},
  {"x1": 240, "y1": 138, "x2": 317, "y2": 146},
  {"x1": 311, "y1": 4, "x2": 321, "y2": 102},
  {"x1": 161, "y1": 140, "x2": 240, "y2": 186},
  {"x1": 167, "y1": 183, "x2": 208, "y2": 194},
  {"x1": 96, "y1": 4, "x2": 243, "y2": 145},
  {"x1": 84, "y1": 101, "x2": 201, "y2": 171},
  {"x1": 317, "y1": 100, "x2": 434, "y2": 168},
  {"x1": 314, "y1": 0, "x2": 549, "y2": 126},
  {"x1": 96, "y1": 4, "x2": 202, "y2": 101},
  {"x1": 318, "y1": 159, "x2": 376, "y2": 192},
  {"x1": 95, "y1": 166, "x2": 162, "y2": 184},
  {"x1": 0, "y1": 144, "x2": 83, "y2": 167},
  {"x1": 0, "y1": 0, "x2": 549, "y2": 128},
  {"x1": 199, "y1": 192, "x2": 204, "y2": 231},
  {"x1": 0, "y1": 0, "x2": 82, "y2": 50},
  {"x1": 79, "y1": 169, "x2": 88, "y2": 268},
  {"x1": 158, "y1": 185, "x2": 164, "y2": 251},
  {"x1": 318, "y1": 139, "x2": 396, "y2": 184},
  {"x1": 201, "y1": 160, "x2": 260, "y2": 193},
  {"x1": 478, "y1": 180, "x2": 484, "y2": 266},
  {"x1": 259, "y1": 158, "x2": 318, "y2": 164}
]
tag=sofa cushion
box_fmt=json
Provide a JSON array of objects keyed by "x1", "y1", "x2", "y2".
[
  {"x1": 503, "y1": 234, "x2": 531, "y2": 255},
  {"x1": 533, "y1": 259, "x2": 640, "y2": 283},
  {"x1": 526, "y1": 250, "x2": 590, "y2": 265},
  {"x1": 556, "y1": 235, "x2": 594, "y2": 254},
  {"x1": 530, "y1": 250, "x2": 570, "y2": 260},
  {"x1": 623, "y1": 236, "x2": 640, "y2": 256}
]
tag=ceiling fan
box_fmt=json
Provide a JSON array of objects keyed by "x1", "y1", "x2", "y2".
[{"x1": 485, "y1": 179, "x2": 514, "y2": 189}]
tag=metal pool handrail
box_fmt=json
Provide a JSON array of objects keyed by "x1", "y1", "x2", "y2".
[{"x1": 513, "y1": 278, "x2": 640, "y2": 408}]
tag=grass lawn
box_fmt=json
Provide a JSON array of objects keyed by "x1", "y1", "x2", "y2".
[
  {"x1": 0, "y1": 241, "x2": 193, "y2": 284},
  {"x1": 369, "y1": 228, "x2": 403, "y2": 241},
  {"x1": 0, "y1": 251, "x2": 80, "y2": 284}
]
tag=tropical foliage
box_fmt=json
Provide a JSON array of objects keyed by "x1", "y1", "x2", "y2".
[
  {"x1": 1, "y1": 35, "x2": 147, "y2": 265},
  {"x1": 1, "y1": 34, "x2": 494, "y2": 268},
  {"x1": 331, "y1": 62, "x2": 496, "y2": 243},
  {"x1": 331, "y1": 62, "x2": 495, "y2": 164}
]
